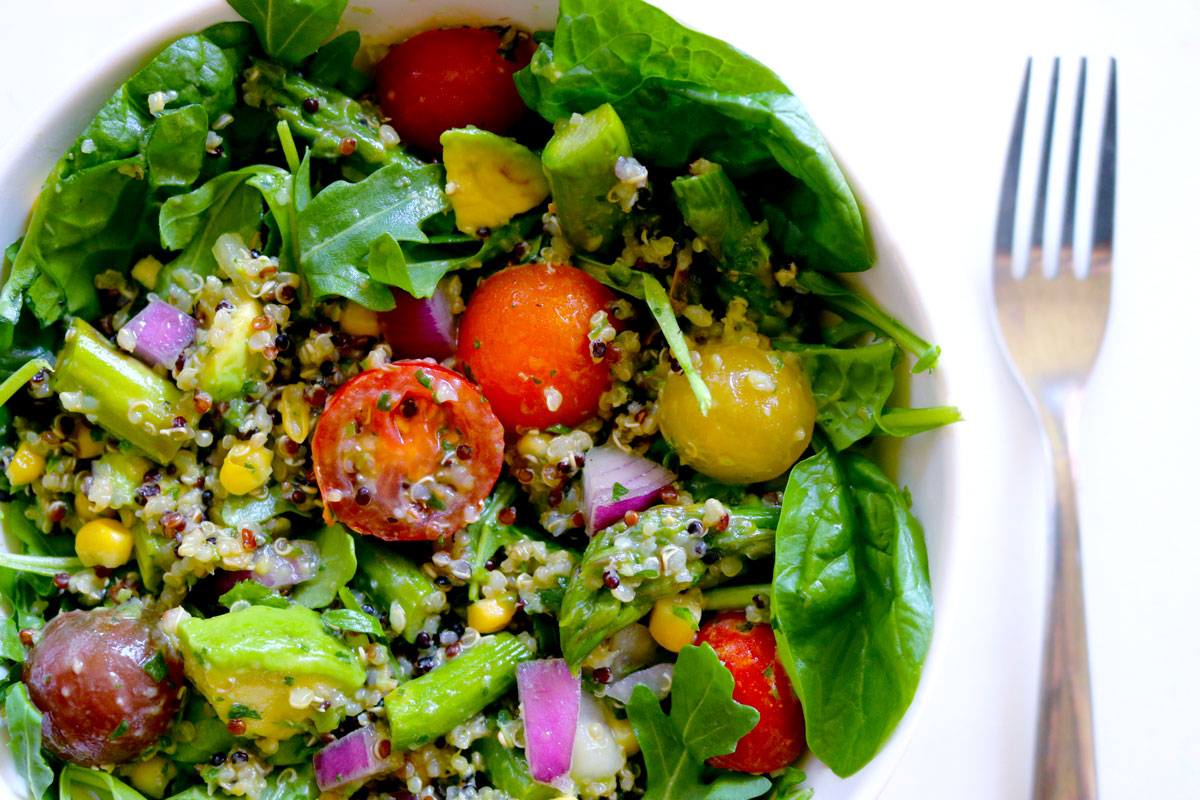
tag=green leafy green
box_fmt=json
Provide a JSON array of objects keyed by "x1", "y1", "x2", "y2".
[
  {"x1": 60, "y1": 765, "x2": 150, "y2": 798},
  {"x1": 0, "y1": 553, "x2": 83, "y2": 576},
  {"x1": 0, "y1": 358, "x2": 49, "y2": 409},
  {"x1": 5, "y1": 684, "x2": 54, "y2": 800},
  {"x1": 227, "y1": 0, "x2": 349, "y2": 64},
  {"x1": 291, "y1": 524, "x2": 356, "y2": 609},
  {"x1": 297, "y1": 161, "x2": 449, "y2": 308},
  {"x1": 515, "y1": 0, "x2": 871, "y2": 272},
  {"x1": 218, "y1": 580, "x2": 289, "y2": 609},
  {"x1": 211, "y1": 484, "x2": 294, "y2": 527},
  {"x1": 875, "y1": 406, "x2": 964, "y2": 438},
  {"x1": 778, "y1": 341, "x2": 898, "y2": 450},
  {"x1": 626, "y1": 643, "x2": 770, "y2": 800},
  {"x1": 765, "y1": 767, "x2": 813, "y2": 800},
  {"x1": 126, "y1": 34, "x2": 240, "y2": 120},
  {"x1": 771, "y1": 447, "x2": 933, "y2": 776},
  {"x1": 307, "y1": 30, "x2": 368, "y2": 94},
  {"x1": 144, "y1": 104, "x2": 209, "y2": 191},
  {"x1": 321, "y1": 608, "x2": 385, "y2": 638},
  {"x1": 642, "y1": 274, "x2": 711, "y2": 415}
]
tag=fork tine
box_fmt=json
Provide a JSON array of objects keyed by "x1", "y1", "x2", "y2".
[
  {"x1": 1058, "y1": 59, "x2": 1087, "y2": 275},
  {"x1": 1029, "y1": 58, "x2": 1060, "y2": 277},
  {"x1": 1089, "y1": 58, "x2": 1117, "y2": 276},
  {"x1": 993, "y1": 58, "x2": 1031, "y2": 282}
]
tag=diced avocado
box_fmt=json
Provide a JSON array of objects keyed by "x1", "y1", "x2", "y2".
[
  {"x1": 132, "y1": 520, "x2": 174, "y2": 592},
  {"x1": 198, "y1": 293, "x2": 262, "y2": 402},
  {"x1": 440, "y1": 127, "x2": 549, "y2": 236},
  {"x1": 177, "y1": 605, "x2": 367, "y2": 740},
  {"x1": 353, "y1": 536, "x2": 437, "y2": 642},
  {"x1": 90, "y1": 451, "x2": 153, "y2": 510},
  {"x1": 541, "y1": 103, "x2": 633, "y2": 252}
]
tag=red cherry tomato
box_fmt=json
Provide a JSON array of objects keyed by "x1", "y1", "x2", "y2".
[
  {"x1": 312, "y1": 362, "x2": 504, "y2": 541},
  {"x1": 456, "y1": 263, "x2": 618, "y2": 430},
  {"x1": 696, "y1": 611, "x2": 806, "y2": 773},
  {"x1": 374, "y1": 28, "x2": 535, "y2": 152}
]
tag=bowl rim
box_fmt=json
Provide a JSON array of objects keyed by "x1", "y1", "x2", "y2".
[{"x1": 0, "y1": 3, "x2": 965, "y2": 799}]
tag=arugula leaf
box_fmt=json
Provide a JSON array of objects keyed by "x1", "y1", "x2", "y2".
[
  {"x1": 144, "y1": 104, "x2": 209, "y2": 191},
  {"x1": 641, "y1": 273, "x2": 712, "y2": 415},
  {"x1": 218, "y1": 580, "x2": 289, "y2": 609},
  {"x1": 771, "y1": 447, "x2": 933, "y2": 776},
  {"x1": 627, "y1": 643, "x2": 770, "y2": 800},
  {"x1": 60, "y1": 765, "x2": 148, "y2": 800},
  {"x1": 516, "y1": 0, "x2": 871, "y2": 272},
  {"x1": 766, "y1": 767, "x2": 813, "y2": 800},
  {"x1": 291, "y1": 524, "x2": 356, "y2": 610},
  {"x1": 227, "y1": 0, "x2": 350, "y2": 64},
  {"x1": 4, "y1": 684, "x2": 54, "y2": 800},
  {"x1": 795, "y1": 270, "x2": 940, "y2": 372},
  {"x1": 307, "y1": 30, "x2": 368, "y2": 94},
  {"x1": 297, "y1": 161, "x2": 449, "y2": 309},
  {"x1": 366, "y1": 234, "x2": 449, "y2": 299},
  {"x1": 321, "y1": 608, "x2": 385, "y2": 638}
]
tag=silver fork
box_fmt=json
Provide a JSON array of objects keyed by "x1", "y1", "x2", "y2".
[{"x1": 992, "y1": 57, "x2": 1117, "y2": 800}]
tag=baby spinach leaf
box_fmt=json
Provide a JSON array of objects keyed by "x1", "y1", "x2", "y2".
[
  {"x1": 144, "y1": 104, "x2": 209, "y2": 191},
  {"x1": 516, "y1": 0, "x2": 871, "y2": 272},
  {"x1": 642, "y1": 274, "x2": 712, "y2": 415},
  {"x1": 307, "y1": 29, "x2": 368, "y2": 94},
  {"x1": 292, "y1": 524, "x2": 356, "y2": 610},
  {"x1": 126, "y1": 34, "x2": 239, "y2": 120},
  {"x1": 297, "y1": 161, "x2": 449, "y2": 309},
  {"x1": 64, "y1": 88, "x2": 149, "y2": 176},
  {"x1": 771, "y1": 447, "x2": 933, "y2": 777},
  {"x1": 227, "y1": 0, "x2": 350, "y2": 64},
  {"x1": 157, "y1": 166, "x2": 271, "y2": 282},
  {"x1": 322, "y1": 608, "x2": 384, "y2": 638},
  {"x1": 4, "y1": 683, "x2": 53, "y2": 800},
  {"x1": 795, "y1": 270, "x2": 940, "y2": 372},
  {"x1": 627, "y1": 643, "x2": 770, "y2": 800},
  {"x1": 59, "y1": 764, "x2": 147, "y2": 800}
]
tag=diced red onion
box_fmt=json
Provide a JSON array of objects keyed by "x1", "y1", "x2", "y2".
[
  {"x1": 601, "y1": 663, "x2": 674, "y2": 705},
  {"x1": 382, "y1": 286, "x2": 456, "y2": 360},
  {"x1": 314, "y1": 723, "x2": 397, "y2": 792},
  {"x1": 120, "y1": 298, "x2": 197, "y2": 368},
  {"x1": 517, "y1": 659, "x2": 580, "y2": 787},
  {"x1": 582, "y1": 445, "x2": 676, "y2": 535},
  {"x1": 253, "y1": 540, "x2": 320, "y2": 589}
]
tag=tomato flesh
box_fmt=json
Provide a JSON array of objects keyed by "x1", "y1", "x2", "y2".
[
  {"x1": 312, "y1": 362, "x2": 504, "y2": 541},
  {"x1": 456, "y1": 263, "x2": 618, "y2": 430},
  {"x1": 696, "y1": 611, "x2": 806, "y2": 773},
  {"x1": 375, "y1": 28, "x2": 535, "y2": 153}
]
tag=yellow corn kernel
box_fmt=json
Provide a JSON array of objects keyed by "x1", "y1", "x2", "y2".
[
  {"x1": 609, "y1": 715, "x2": 639, "y2": 757},
  {"x1": 280, "y1": 384, "x2": 310, "y2": 444},
  {"x1": 73, "y1": 491, "x2": 113, "y2": 522},
  {"x1": 6, "y1": 442, "x2": 45, "y2": 487},
  {"x1": 649, "y1": 589, "x2": 703, "y2": 653},
  {"x1": 340, "y1": 301, "x2": 381, "y2": 337},
  {"x1": 131, "y1": 255, "x2": 163, "y2": 290},
  {"x1": 220, "y1": 441, "x2": 273, "y2": 496},
  {"x1": 73, "y1": 423, "x2": 105, "y2": 459},
  {"x1": 127, "y1": 756, "x2": 176, "y2": 799},
  {"x1": 468, "y1": 597, "x2": 517, "y2": 634},
  {"x1": 515, "y1": 432, "x2": 551, "y2": 460},
  {"x1": 75, "y1": 519, "x2": 134, "y2": 569}
]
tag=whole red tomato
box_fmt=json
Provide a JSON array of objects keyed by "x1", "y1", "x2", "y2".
[
  {"x1": 375, "y1": 27, "x2": 535, "y2": 152},
  {"x1": 456, "y1": 263, "x2": 618, "y2": 431},
  {"x1": 696, "y1": 611, "x2": 806, "y2": 773}
]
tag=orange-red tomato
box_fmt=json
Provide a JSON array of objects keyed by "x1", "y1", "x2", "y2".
[
  {"x1": 456, "y1": 263, "x2": 618, "y2": 430},
  {"x1": 311, "y1": 362, "x2": 504, "y2": 541},
  {"x1": 374, "y1": 28, "x2": 535, "y2": 153},
  {"x1": 696, "y1": 611, "x2": 806, "y2": 773}
]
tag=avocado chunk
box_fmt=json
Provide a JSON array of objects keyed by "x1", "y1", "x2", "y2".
[
  {"x1": 197, "y1": 293, "x2": 263, "y2": 402},
  {"x1": 541, "y1": 103, "x2": 634, "y2": 253},
  {"x1": 441, "y1": 127, "x2": 549, "y2": 236},
  {"x1": 177, "y1": 605, "x2": 367, "y2": 740}
]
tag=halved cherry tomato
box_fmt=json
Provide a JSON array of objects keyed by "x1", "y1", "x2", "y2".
[
  {"x1": 374, "y1": 28, "x2": 535, "y2": 153},
  {"x1": 456, "y1": 263, "x2": 618, "y2": 430},
  {"x1": 696, "y1": 611, "x2": 806, "y2": 773},
  {"x1": 311, "y1": 362, "x2": 504, "y2": 541}
]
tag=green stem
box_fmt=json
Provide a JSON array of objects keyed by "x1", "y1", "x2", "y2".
[
  {"x1": 703, "y1": 583, "x2": 771, "y2": 612},
  {"x1": 875, "y1": 406, "x2": 963, "y2": 437},
  {"x1": 0, "y1": 553, "x2": 82, "y2": 576}
]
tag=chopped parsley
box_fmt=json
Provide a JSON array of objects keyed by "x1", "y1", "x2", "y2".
[
  {"x1": 612, "y1": 482, "x2": 629, "y2": 500},
  {"x1": 142, "y1": 652, "x2": 168, "y2": 682},
  {"x1": 108, "y1": 720, "x2": 129, "y2": 740},
  {"x1": 415, "y1": 368, "x2": 432, "y2": 389},
  {"x1": 376, "y1": 391, "x2": 392, "y2": 410},
  {"x1": 228, "y1": 704, "x2": 262, "y2": 720}
]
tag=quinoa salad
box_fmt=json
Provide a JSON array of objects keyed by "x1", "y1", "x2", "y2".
[{"x1": 0, "y1": 1, "x2": 959, "y2": 799}]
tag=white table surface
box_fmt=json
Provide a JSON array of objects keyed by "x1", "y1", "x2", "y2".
[{"x1": 3, "y1": 1, "x2": 1199, "y2": 798}]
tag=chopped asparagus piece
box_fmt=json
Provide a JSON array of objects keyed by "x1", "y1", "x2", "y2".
[
  {"x1": 50, "y1": 319, "x2": 196, "y2": 465},
  {"x1": 353, "y1": 537, "x2": 439, "y2": 643}
]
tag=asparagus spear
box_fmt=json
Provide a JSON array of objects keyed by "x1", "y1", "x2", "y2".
[
  {"x1": 542, "y1": 103, "x2": 634, "y2": 252},
  {"x1": 242, "y1": 59, "x2": 424, "y2": 171},
  {"x1": 383, "y1": 632, "x2": 534, "y2": 749},
  {"x1": 353, "y1": 537, "x2": 439, "y2": 643},
  {"x1": 50, "y1": 319, "x2": 197, "y2": 465},
  {"x1": 558, "y1": 503, "x2": 780, "y2": 668}
]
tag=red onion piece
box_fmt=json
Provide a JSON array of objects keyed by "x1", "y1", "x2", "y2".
[
  {"x1": 382, "y1": 287, "x2": 456, "y2": 360},
  {"x1": 601, "y1": 663, "x2": 674, "y2": 705},
  {"x1": 121, "y1": 298, "x2": 197, "y2": 368},
  {"x1": 582, "y1": 445, "x2": 677, "y2": 535},
  {"x1": 253, "y1": 541, "x2": 320, "y2": 589},
  {"x1": 314, "y1": 723, "x2": 397, "y2": 792},
  {"x1": 517, "y1": 659, "x2": 581, "y2": 786}
]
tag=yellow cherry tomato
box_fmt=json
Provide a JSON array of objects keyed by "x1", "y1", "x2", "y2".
[{"x1": 658, "y1": 342, "x2": 815, "y2": 483}]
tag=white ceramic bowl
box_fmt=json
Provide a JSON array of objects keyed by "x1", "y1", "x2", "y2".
[{"x1": 0, "y1": 2, "x2": 962, "y2": 798}]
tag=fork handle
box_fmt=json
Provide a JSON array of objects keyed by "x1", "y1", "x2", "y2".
[{"x1": 1033, "y1": 389, "x2": 1098, "y2": 800}]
